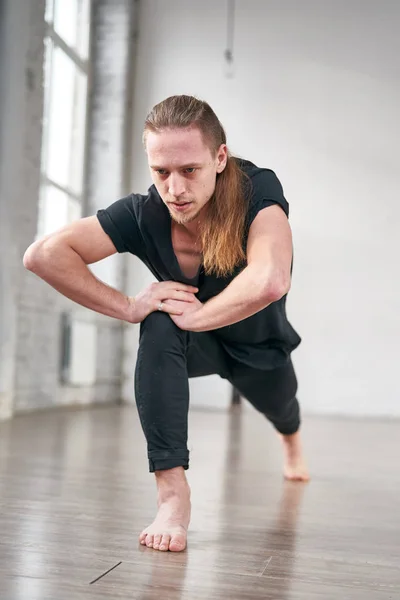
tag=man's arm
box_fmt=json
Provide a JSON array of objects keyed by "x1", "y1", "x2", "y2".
[
  {"x1": 170, "y1": 204, "x2": 293, "y2": 332},
  {"x1": 23, "y1": 216, "x2": 133, "y2": 321}
]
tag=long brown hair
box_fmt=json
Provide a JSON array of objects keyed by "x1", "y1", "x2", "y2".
[{"x1": 143, "y1": 95, "x2": 250, "y2": 277}]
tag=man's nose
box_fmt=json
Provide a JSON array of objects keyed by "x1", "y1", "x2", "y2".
[{"x1": 168, "y1": 174, "x2": 186, "y2": 198}]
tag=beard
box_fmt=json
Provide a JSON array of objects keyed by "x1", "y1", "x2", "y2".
[{"x1": 167, "y1": 204, "x2": 202, "y2": 225}]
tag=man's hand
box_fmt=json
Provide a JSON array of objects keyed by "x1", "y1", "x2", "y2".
[
  {"x1": 163, "y1": 296, "x2": 204, "y2": 331},
  {"x1": 128, "y1": 281, "x2": 198, "y2": 323}
]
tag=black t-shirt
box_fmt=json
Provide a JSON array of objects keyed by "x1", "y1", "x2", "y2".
[{"x1": 97, "y1": 159, "x2": 301, "y2": 369}]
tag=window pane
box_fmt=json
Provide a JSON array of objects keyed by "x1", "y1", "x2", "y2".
[
  {"x1": 45, "y1": 0, "x2": 54, "y2": 23},
  {"x1": 39, "y1": 185, "x2": 69, "y2": 236},
  {"x1": 70, "y1": 69, "x2": 88, "y2": 195},
  {"x1": 38, "y1": 186, "x2": 82, "y2": 238},
  {"x1": 68, "y1": 197, "x2": 82, "y2": 224},
  {"x1": 45, "y1": 46, "x2": 74, "y2": 189},
  {"x1": 53, "y1": 0, "x2": 90, "y2": 59},
  {"x1": 77, "y1": 0, "x2": 91, "y2": 59},
  {"x1": 44, "y1": 46, "x2": 87, "y2": 195},
  {"x1": 53, "y1": 0, "x2": 79, "y2": 50}
]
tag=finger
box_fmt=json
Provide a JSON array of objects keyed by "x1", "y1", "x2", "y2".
[
  {"x1": 159, "y1": 304, "x2": 183, "y2": 316},
  {"x1": 156, "y1": 300, "x2": 184, "y2": 315},
  {"x1": 158, "y1": 292, "x2": 195, "y2": 303},
  {"x1": 161, "y1": 281, "x2": 198, "y2": 293},
  {"x1": 168, "y1": 291, "x2": 196, "y2": 302}
]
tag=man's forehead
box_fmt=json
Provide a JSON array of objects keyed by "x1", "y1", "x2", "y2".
[
  {"x1": 147, "y1": 131, "x2": 212, "y2": 169},
  {"x1": 147, "y1": 128, "x2": 208, "y2": 153}
]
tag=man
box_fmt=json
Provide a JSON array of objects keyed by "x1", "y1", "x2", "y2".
[{"x1": 24, "y1": 95, "x2": 309, "y2": 554}]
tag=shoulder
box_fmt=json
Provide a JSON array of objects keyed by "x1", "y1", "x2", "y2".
[
  {"x1": 120, "y1": 187, "x2": 160, "y2": 212},
  {"x1": 237, "y1": 158, "x2": 286, "y2": 200},
  {"x1": 96, "y1": 187, "x2": 162, "y2": 254},
  {"x1": 236, "y1": 158, "x2": 289, "y2": 220},
  {"x1": 100, "y1": 186, "x2": 162, "y2": 220}
]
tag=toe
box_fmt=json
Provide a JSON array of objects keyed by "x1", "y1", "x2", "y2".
[
  {"x1": 139, "y1": 531, "x2": 147, "y2": 545},
  {"x1": 146, "y1": 534, "x2": 154, "y2": 548},
  {"x1": 169, "y1": 534, "x2": 187, "y2": 552},
  {"x1": 159, "y1": 534, "x2": 171, "y2": 552},
  {"x1": 153, "y1": 534, "x2": 162, "y2": 550}
]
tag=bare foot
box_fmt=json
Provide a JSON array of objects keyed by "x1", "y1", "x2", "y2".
[
  {"x1": 279, "y1": 431, "x2": 310, "y2": 482},
  {"x1": 139, "y1": 467, "x2": 191, "y2": 552}
]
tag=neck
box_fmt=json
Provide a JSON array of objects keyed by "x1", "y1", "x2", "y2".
[{"x1": 172, "y1": 203, "x2": 209, "y2": 238}]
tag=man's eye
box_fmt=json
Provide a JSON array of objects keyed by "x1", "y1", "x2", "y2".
[
  {"x1": 157, "y1": 170, "x2": 168, "y2": 176},
  {"x1": 184, "y1": 168, "x2": 196, "y2": 174}
]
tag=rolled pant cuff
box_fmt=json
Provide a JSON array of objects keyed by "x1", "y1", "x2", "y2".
[
  {"x1": 274, "y1": 420, "x2": 301, "y2": 436},
  {"x1": 148, "y1": 450, "x2": 189, "y2": 473}
]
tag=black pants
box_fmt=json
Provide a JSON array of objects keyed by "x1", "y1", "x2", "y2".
[{"x1": 135, "y1": 312, "x2": 300, "y2": 472}]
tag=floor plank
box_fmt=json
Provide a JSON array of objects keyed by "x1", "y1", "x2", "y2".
[{"x1": 0, "y1": 404, "x2": 399, "y2": 599}]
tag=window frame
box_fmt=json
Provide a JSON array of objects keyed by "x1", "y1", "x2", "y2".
[{"x1": 38, "y1": 0, "x2": 92, "y2": 238}]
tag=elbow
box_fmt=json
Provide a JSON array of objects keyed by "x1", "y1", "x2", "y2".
[
  {"x1": 23, "y1": 242, "x2": 40, "y2": 271},
  {"x1": 261, "y1": 276, "x2": 291, "y2": 304},
  {"x1": 23, "y1": 239, "x2": 50, "y2": 273}
]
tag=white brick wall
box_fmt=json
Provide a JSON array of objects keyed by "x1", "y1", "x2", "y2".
[{"x1": 0, "y1": 0, "x2": 138, "y2": 418}]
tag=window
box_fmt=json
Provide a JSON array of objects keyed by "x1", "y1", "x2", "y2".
[{"x1": 38, "y1": 0, "x2": 91, "y2": 237}]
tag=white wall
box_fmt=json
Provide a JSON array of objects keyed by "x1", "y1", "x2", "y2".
[{"x1": 127, "y1": 0, "x2": 400, "y2": 417}]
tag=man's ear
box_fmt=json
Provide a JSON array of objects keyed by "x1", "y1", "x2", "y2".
[{"x1": 216, "y1": 144, "x2": 228, "y2": 173}]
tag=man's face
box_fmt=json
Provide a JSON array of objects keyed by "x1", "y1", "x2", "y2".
[{"x1": 146, "y1": 127, "x2": 227, "y2": 225}]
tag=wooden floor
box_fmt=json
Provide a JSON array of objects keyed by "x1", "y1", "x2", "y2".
[{"x1": 0, "y1": 403, "x2": 399, "y2": 599}]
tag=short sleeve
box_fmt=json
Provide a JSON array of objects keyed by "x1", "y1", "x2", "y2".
[
  {"x1": 96, "y1": 194, "x2": 144, "y2": 255},
  {"x1": 246, "y1": 169, "x2": 289, "y2": 228}
]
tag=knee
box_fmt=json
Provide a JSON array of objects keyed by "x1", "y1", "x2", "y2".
[{"x1": 139, "y1": 311, "x2": 186, "y2": 351}]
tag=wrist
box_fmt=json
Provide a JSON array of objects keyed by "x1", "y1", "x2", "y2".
[
  {"x1": 123, "y1": 295, "x2": 137, "y2": 323},
  {"x1": 184, "y1": 306, "x2": 206, "y2": 332}
]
